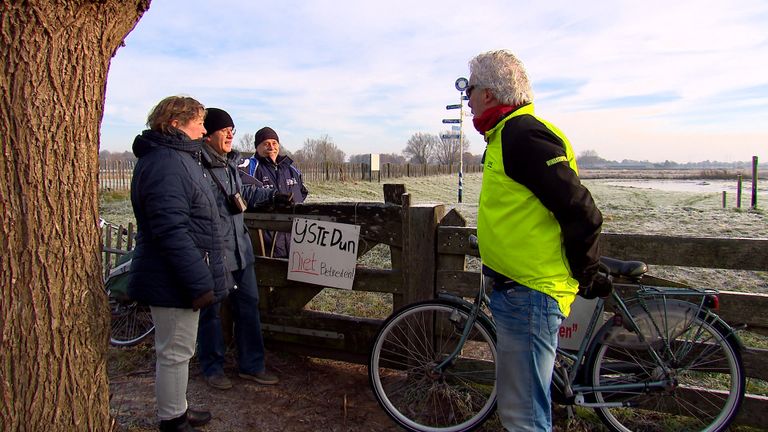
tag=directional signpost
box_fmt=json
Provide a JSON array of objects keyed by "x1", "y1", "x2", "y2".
[{"x1": 442, "y1": 77, "x2": 470, "y2": 202}]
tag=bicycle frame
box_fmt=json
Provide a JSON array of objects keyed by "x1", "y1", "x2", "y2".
[
  {"x1": 433, "y1": 274, "x2": 494, "y2": 373},
  {"x1": 561, "y1": 282, "x2": 735, "y2": 408},
  {"x1": 435, "y1": 274, "x2": 739, "y2": 409}
]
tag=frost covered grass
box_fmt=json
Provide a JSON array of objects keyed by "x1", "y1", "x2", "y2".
[
  {"x1": 300, "y1": 173, "x2": 768, "y2": 315},
  {"x1": 99, "y1": 172, "x2": 767, "y2": 304}
]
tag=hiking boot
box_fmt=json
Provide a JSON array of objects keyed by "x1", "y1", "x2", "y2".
[
  {"x1": 186, "y1": 409, "x2": 211, "y2": 427},
  {"x1": 238, "y1": 370, "x2": 279, "y2": 385},
  {"x1": 205, "y1": 373, "x2": 232, "y2": 390}
]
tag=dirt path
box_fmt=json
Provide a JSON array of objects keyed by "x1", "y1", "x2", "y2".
[{"x1": 109, "y1": 348, "x2": 401, "y2": 431}]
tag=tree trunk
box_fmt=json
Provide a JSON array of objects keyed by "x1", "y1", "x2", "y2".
[{"x1": 0, "y1": 1, "x2": 149, "y2": 430}]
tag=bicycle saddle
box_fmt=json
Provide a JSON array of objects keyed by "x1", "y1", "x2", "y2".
[{"x1": 600, "y1": 256, "x2": 648, "y2": 278}]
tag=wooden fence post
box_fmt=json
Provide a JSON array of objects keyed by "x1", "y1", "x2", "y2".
[
  {"x1": 752, "y1": 156, "x2": 759, "y2": 208},
  {"x1": 395, "y1": 201, "x2": 445, "y2": 311}
]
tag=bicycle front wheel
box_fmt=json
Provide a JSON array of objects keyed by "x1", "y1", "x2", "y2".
[
  {"x1": 369, "y1": 300, "x2": 497, "y2": 432},
  {"x1": 587, "y1": 301, "x2": 744, "y2": 432},
  {"x1": 110, "y1": 300, "x2": 154, "y2": 347}
]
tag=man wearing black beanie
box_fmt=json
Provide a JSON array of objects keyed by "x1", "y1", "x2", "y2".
[
  {"x1": 240, "y1": 126, "x2": 309, "y2": 258},
  {"x1": 198, "y1": 109, "x2": 288, "y2": 391}
]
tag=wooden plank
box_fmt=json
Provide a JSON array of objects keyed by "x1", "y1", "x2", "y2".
[
  {"x1": 436, "y1": 269, "x2": 479, "y2": 297},
  {"x1": 437, "y1": 226, "x2": 478, "y2": 256},
  {"x1": 261, "y1": 311, "x2": 383, "y2": 365},
  {"x1": 399, "y1": 204, "x2": 445, "y2": 308},
  {"x1": 742, "y1": 347, "x2": 768, "y2": 381},
  {"x1": 254, "y1": 257, "x2": 402, "y2": 294},
  {"x1": 601, "y1": 233, "x2": 768, "y2": 271},
  {"x1": 244, "y1": 202, "x2": 404, "y2": 246},
  {"x1": 437, "y1": 209, "x2": 467, "y2": 272},
  {"x1": 439, "y1": 228, "x2": 768, "y2": 271},
  {"x1": 383, "y1": 183, "x2": 407, "y2": 205},
  {"x1": 734, "y1": 393, "x2": 768, "y2": 429},
  {"x1": 716, "y1": 291, "x2": 768, "y2": 332}
]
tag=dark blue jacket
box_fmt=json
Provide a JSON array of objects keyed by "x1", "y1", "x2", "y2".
[
  {"x1": 128, "y1": 129, "x2": 232, "y2": 308},
  {"x1": 240, "y1": 155, "x2": 308, "y2": 257},
  {"x1": 201, "y1": 145, "x2": 274, "y2": 271}
]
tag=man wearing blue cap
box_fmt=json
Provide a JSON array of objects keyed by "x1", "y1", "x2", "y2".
[{"x1": 241, "y1": 126, "x2": 308, "y2": 257}]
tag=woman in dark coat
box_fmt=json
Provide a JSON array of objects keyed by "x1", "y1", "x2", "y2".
[{"x1": 128, "y1": 96, "x2": 232, "y2": 432}]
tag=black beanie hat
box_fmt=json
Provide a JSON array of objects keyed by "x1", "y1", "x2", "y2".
[
  {"x1": 204, "y1": 108, "x2": 234, "y2": 136},
  {"x1": 254, "y1": 126, "x2": 279, "y2": 148}
]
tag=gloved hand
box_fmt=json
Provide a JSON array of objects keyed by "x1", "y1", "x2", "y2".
[
  {"x1": 272, "y1": 192, "x2": 294, "y2": 209},
  {"x1": 578, "y1": 273, "x2": 613, "y2": 299},
  {"x1": 191, "y1": 290, "x2": 215, "y2": 311}
]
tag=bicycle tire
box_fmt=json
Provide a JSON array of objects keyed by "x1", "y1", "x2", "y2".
[
  {"x1": 369, "y1": 299, "x2": 497, "y2": 432},
  {"x1": 110, "y1": 299, "x2": 155, "y2": 347},
  {"x1": 586, "y1": 299, "x2": 744, "y2": 432}
]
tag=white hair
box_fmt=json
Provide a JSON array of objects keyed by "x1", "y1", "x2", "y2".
[{"x1": 468, "y1": 50, "x2": 533, "y2": 106}]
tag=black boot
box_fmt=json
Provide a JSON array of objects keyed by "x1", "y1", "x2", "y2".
[
  {"x1": 186, "y1": 409, "x2": 212, "y2": 427},
  {"x1": 158, "y1": 412, "x2": 199, "y2": 432}
]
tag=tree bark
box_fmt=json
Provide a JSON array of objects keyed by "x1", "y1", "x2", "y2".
[{"x1": 0, "y1": 1, "x2": 149, "y2": 430}]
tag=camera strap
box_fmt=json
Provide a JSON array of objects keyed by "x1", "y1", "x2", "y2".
[{"x1": 206, "y1": 166, "x2": 240, "y2": 196}]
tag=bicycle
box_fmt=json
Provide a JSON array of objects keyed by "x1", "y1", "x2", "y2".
[
  {"x1": 101, "y1": 219, "x2": 155, "y2": 347},
  {"x1": 368, "y1": 236, "x2": 745, "y2": 432}
]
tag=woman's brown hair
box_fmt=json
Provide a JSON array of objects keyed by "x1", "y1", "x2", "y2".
[{"x1": 146, "y1": 96, "x2": 205, "y2": 134}]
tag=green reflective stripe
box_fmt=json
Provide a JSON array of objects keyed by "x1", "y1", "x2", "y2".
[{"x1": 546, "y1": 156, "x2": 568, "y2": 166}]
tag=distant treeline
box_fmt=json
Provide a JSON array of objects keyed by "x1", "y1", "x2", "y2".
[{"x1": 576, "y1": 150, "x2": 764, "y2": 171}]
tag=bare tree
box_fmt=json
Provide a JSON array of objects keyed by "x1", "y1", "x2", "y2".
[
  {"x1": 234, "y1": 132, "x2": 255, "y2": 154},
  {"x1": 0, "y1": 1, "x2": 149, "y2": 429},
  {"x1": 293, "y1": 134, "x2": 345, "y2": 163},
  {"x1": 380, "y1": 153, "x2": 406, "y2": 164},
  {"x1": 403, "y1": 132, "x2": 438, "y2": 164},
  {"x1": 434, "y1": 130, "x2": 462, "y2": 166}
]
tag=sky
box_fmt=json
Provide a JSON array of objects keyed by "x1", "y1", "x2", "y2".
[{"x1": 101, "y1": 0, "x2": 768, "y2": 163}]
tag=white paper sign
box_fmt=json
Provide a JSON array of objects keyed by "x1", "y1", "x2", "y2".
[
  {"x1": 287, "y1": 218, "x2": 360, "y2": 290},
  {"x1": 558, "y1": 296, "x2": 602, "y2": 350}
]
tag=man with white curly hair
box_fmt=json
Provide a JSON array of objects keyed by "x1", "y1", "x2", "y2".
[{"x1": 468, "y1": 49, "x2": 604, "y2": 431}]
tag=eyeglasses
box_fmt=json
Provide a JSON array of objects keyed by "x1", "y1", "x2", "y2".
[
  {"x1": 219, "y1": 127, "x2": 236, "y2": 136},
  {"x1": 466, "y1": 85, "x2": 477, "y2": 98}
]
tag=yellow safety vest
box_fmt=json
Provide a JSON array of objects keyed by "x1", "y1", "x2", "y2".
[{"x1": 478, "y1": 104, "x2": 579, "y2": 316}]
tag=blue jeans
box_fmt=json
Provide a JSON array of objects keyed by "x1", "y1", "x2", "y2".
[
  {"x1": 198, "y1": 265, "x2": 266, "y2": 376},
  {"x1": 488, "y1": 277, "x2": 565, "y2": 432}
]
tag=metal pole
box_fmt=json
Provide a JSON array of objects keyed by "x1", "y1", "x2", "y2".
[
  {"x1": 458, "y1": 93, "x2": 464, "y2": 203},
  {"x1": 737, "y1": 174, "x2": 742, "y2": 209}
]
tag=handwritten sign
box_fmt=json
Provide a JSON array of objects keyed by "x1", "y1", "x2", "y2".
[
  {"x1": 558, "y1": 297, "x2": 602, "y2": 350},
  {"x1": 287, "y1": 218, "x2": 360, "y2": 290}
]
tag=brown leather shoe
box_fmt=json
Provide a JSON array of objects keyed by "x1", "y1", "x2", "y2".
[
  {"x1": 186, "y1": 409, "x2": 211, "y2": 427},
  {"x1": 158, "y1": 413, "x2": 200, "y2": 432}
]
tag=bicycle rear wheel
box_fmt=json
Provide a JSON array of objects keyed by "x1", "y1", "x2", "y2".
[
  {"x1": 587, "y1": 300, "x2": 744, "y2": 432},
  {"x1": 369, "y1": 300, "x2": 497, "y2": 432},
  {"x1": 110, "y1": 300, "x2": 154, "y2": 347}
]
